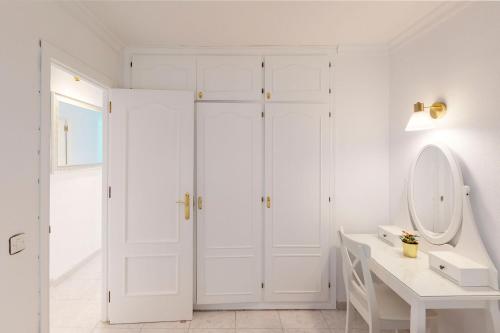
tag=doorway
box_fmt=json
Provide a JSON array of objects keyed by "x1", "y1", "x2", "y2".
[{"x1": 48, "y1": 64, "x2": 106, "y2": 331}]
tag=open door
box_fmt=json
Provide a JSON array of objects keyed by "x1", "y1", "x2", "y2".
[{"x1": 108, "y1": 89, "x2": 194, "y2": 323}]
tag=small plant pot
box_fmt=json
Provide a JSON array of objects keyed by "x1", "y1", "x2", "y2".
[{"x1": 402, "y1": 242, "x2": 418, "y2": 258}]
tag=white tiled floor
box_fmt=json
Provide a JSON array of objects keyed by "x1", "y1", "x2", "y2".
[
  {"x1": 50, "y1": 254, "x2": 103, "y2": 333},
  {"x1": 90, "y1": 311, "x2": 368, "y2": 333},
  {"x1": 50, "y1": 255, "x2": 369, "y2": 333}
]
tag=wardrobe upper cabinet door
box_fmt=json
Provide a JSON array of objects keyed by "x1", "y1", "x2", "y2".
[
  {"x1": 196, "y1": 56, "x2": 263, "y2": 101},
  {"x1": 131, "y1": 55, "x2": 196, "y2": 91},
  {"x1": 264, "y1": 103, "x2": 331, "y2": 303},
  {"x1": 264, "y1": 55, "x2": 330, "y2": 102}
]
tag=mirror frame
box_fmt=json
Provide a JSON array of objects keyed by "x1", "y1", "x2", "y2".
[{"x1": 408, "y1": 143, "x2": 464, "y2": 245}]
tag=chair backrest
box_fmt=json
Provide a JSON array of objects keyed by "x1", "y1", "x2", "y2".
[{"x1": 338, "y1": 227, "x2": 379, "y2": 321}]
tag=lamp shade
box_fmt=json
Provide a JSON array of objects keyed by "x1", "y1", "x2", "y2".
[{"x1": 405, "y1": 110, "x2": 435, "y2": 131}]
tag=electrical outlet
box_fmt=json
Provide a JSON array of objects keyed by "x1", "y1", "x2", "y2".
[{"x1": 9, "y1": 233, "x2": 26, "y2": 255}]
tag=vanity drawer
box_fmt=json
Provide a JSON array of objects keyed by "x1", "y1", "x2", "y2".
[
  {"x1": 428, "y1": 251, "x2": 489, "y2": 287},
  {"x1": 378, "y1": 225, "x2": 404, "y2": 247}
]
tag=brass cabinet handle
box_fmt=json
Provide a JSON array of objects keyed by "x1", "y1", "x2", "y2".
[
  {"x1": 176, "y1": 193, "x2": 191, "y2": 220},
  {"x1": 198, "y1": 91, "x2": 203, "y2": 99},
  {"x1": 198, "y1": 196, "x2": 203, "y2": 210},
  {"x1": 266, "y1": 196, "x2": 271, "y2": 209},
  {"x1": 266, "y1": 92, "x2": 271, "y2": 100}
]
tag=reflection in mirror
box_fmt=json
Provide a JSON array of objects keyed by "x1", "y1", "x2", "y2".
[
  {"x1": 54, "y1": 95, "x2": 103, "y2": 168},
  {"x1": 413, "y1": 146, "x2": 454, "y2": 235}
]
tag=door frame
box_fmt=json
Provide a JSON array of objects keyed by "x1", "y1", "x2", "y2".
[{"x1": 39, "y1": 40, "x2": 113, "y2": 333}]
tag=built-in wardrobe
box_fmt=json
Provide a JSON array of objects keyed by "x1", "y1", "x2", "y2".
[{"x1": 126, "y1": 50, "x2": 335, "y2": 308}]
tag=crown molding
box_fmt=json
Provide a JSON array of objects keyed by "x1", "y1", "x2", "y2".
[
  {"x1": 124, "y1": 45, "x2": 339, "y2": 55},
  {"x1": 389, "y1": 2, "x2": 471, "y2": 53},
  {"x1": 57, "y1": 2, "x2": 125, "y2": 54},
  {"x1": 337, "y1": 44, "x2": 389, "y2": 57}
]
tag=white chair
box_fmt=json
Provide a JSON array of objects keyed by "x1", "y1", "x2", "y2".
[{"x1": 338, "y1": 227, "x2": 437, "y2": 333}]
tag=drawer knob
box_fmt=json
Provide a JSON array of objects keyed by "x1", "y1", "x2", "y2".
[{"x1": 439, "y1": 265, "x2": 445, "y2": 270}]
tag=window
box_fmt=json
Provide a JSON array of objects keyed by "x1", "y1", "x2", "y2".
[{"x1": 52, "y1": 94, "x2": 103, "y2": 168}]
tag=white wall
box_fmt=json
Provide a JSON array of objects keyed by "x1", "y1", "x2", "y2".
[
  {"x1": 333, "y1": 46, "x2": 390, "y2": 301},
  {"x1": 50, "y1": 168, "x2": 102, "y2": 281},
  {"x1": 389, "y1": 3, "x2": 500, "y2": 332},
  {"x1": 51, "y1": 65, "x2": 104, "y2": 108},
  {"x1": 0, "y1": 2, "x2": 119, "y2": 332}
]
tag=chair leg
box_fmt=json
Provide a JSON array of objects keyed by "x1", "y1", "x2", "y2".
[
  {"x1": 489, "y1": 301, "x2": 500, "y2": 333},
  {"x1": 345, "y1": 300, "x2": 354, "y2": 333}
]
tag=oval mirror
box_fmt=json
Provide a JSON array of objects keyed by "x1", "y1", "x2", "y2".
[{"x1": 408, "y1": 143, "x2": 464, "y2": 244}]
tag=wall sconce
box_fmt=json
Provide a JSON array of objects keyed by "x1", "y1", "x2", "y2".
[{"x1": 405, "y1": 101, "x2": 447, "y2": 131}]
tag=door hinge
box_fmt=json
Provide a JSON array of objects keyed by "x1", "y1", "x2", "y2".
[
  {"x1": 261, "y1": 111, "x2": 264, "y2": 118},
  {"x1": 108, "y1": 291, "x2": 111, "y2": 303},
  {"x1": 108, "y1": 186, "x2": 112, "y2": 199},
  {"x1": 130, "y1": 61, "x2": 133, "y2": 68},
  {"x1": 261, "y1": 88, "x2": 264, "y2": 94},
  {"x1": 328, "y1": 282, "x2": 331, "y2": 288},
  {"x1": 329, "y1": 88, "x2": 332, "y2": 94},
  {"x1": 261, "y1": 282, "x2": 264, "y2": 288},
  {"x1": 329, "y1": 61, "x2": 332, "y2": 68},
  {"x1": 48, "y1": 225, "x2": 51, "y2": 234},
  {"x1": 329, "y1": 196, "x2": 331, "y2": 203},
  {"x1": 261, "y1": 196, "x2": 264, "y2": 203},
  {"x1": 329, "y1": 112, "x2": 332, "y2": 118},
  {"x1": 109, "y1": 101, "x2": 112, "y2": 114},
  {"x1": 262, "y1": 61, "x2": 264, "y2": 68}
]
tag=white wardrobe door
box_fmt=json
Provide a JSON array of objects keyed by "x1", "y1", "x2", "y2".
[
  {"x1": 264, "y1": 103, "x2": 330, "y2": 303},
  {"x1": 131, "y1": 54, "x2": 196, "y2": 90},
  {"x1": 196, "y1": 56, "x2": 263, "y2": 101},
  {"x1": 264, "y1": 55, "x2": 330, "y2": 102},
  {"x1": 108, "y1": 89, "x2": 194, "y2": 323},
  {"x1": 197, "y1": 103, "x2": 263, "y2": 304}
]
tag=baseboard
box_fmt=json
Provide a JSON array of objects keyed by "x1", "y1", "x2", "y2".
[
  {"x1": 50, "y1": 249, "x2": 101, "y2": 286},
  {"x1": 195, "y1": 302, "x2": 337, "y2": 311},
  {"x1": 336, "y1": 301, "x2": 347, "y2": 310}
]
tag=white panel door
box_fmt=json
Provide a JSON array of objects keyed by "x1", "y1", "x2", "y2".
[
  {"x1": 108, "y1": 89, "x2": 194, "y2": 323},
  {"x1": 131, "y1": 54, "x2": 196, "y2": 90},
  {"x1": 197, "y1": 103, "x2": 263, "y2": 304},
  {"x1": 196, "y1": 56, "x2": 263, "y2": 101},
  {"x1": 264, "y1": 55, "x2": 330, "y2": 102},
  {"x1": 264, "y1": 103, "x2": 330, "y2": 302}
]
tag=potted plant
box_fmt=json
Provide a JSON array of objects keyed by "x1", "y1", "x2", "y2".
[{"x1": 400, "y1": 231, "x2": 419, "y2": 258}]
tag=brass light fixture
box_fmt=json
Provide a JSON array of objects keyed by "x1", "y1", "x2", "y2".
[
  {"x1": 73, "y1": 75, "x2": 81, "y2": 82},
  {"x1": 413, "y1": 101, "x2": 447, "y2": 119},
  {"x1": 406, "y1": 101, "x2": 447, "y2": 131}
]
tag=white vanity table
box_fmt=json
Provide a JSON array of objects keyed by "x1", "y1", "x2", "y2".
[
  {"x1": 347, "y1": 234, "x2": 500, "y2": 333},
  {"x1": 347, "y1": 143, "x2": 500, "y2": 333}
]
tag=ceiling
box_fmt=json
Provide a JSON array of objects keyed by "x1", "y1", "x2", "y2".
[{"x1": 68, "y1": 1, "x2": 446, "y2": 48}]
